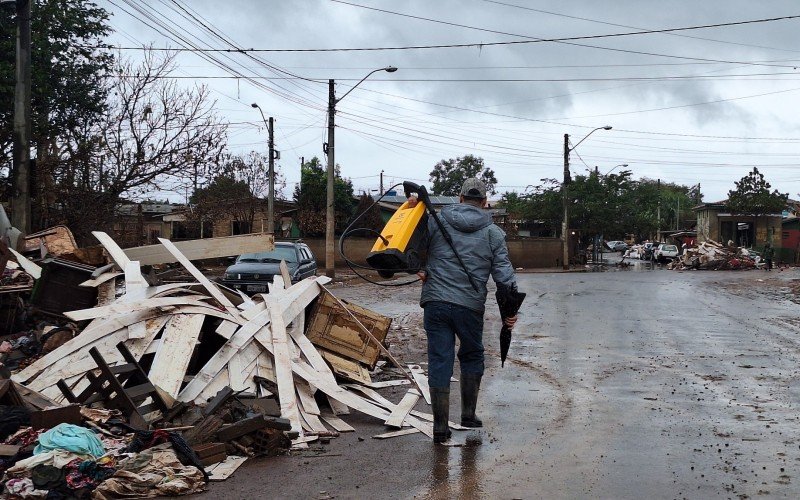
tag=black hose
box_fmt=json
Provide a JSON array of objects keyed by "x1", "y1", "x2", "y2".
[{"x1": 338, "y1": 183, "x2": 422, "y2": 287}]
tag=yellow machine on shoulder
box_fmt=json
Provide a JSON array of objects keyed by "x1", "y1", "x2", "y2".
[{"x1": 365, "y1": 183, "x2": 429, "y2": 278}]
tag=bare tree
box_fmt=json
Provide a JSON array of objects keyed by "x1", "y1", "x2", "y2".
[
  {"x1": 190, "y1": 151, "x2": 285, "y2": 234},
  {"x1": 33, "y1": 50, "x2": 228, "y2": 244},
  {"x1": 101, "y1": 50, "x2": 227, "y2": 199}
]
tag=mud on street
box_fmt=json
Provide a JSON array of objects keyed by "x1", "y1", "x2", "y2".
[{"x1": 202, "y1": 266, "x2": 800, "y2": 499}]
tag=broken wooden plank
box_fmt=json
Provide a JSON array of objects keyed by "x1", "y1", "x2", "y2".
[
  {"x1": 9, "y1": 248, "x2": 41, "y2": 279},
  {"x1": 92, "y1": 231, "x2": 131, "y2": 268},
  {"x1": 157, "y1": 237, "x2": 240, "y2": 318},
  {"x1": 279, "y1": 261, "x2": 292, "y2": 287},
  {"x1": 266, "y1": 296, "x2": 301, "y2": 436},
  {"x1": 319, "y1": 349, "x2": 372, "y2": 385},
  {"x1": 64, "y1": 296, "x2": 214, "y2": 322},
  {"x1": 320, "y1": 413, "x2": 355, "y2": 433},
  {"x1": 148, "y1": 314, "x2": 205, "y2": 398},
  {"x1": 408, "y1": 364, "x2": 431, "y2": 405},
  {"x1": 373, "y1": 428, "x2": 420, "y2": 440},
  {"x1": 206, "y1": 455, "x2": 247, "y2": 481},
  {"x1": 385, "y1": 389, "x2": 421, "y2": 429},
  {"x1": 215, "y1": 320, "x2": 239, "y2": 340},
  {"x1": 125, "y1": 233, "x2": 274, "y2": 266},
  {"x1": 367, "y1": 379, "x2": 412, "y2": 389}
]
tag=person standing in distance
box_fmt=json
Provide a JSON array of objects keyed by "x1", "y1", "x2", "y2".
[{"x1": 411, "y1": 178, "x2": 518, "y2": 443}]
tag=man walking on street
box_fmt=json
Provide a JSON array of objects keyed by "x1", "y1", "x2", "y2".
[
  {"x1": 764, "y1": 242, "x2": 774, "y2": 271},
  {"x1": 415, "y1": 178, "x2": 518, "y2": 443}
]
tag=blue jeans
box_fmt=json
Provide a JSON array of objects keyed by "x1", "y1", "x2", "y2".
[{"x1": 423, "y1": 301, "x2": 485, "y2": 389}]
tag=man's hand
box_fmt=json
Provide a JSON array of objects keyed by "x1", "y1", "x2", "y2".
[
  {"x1": 417, "y1": 270, "x2": 427, "y2": 283},
  {"x1": 406, "y1": 194, "x2": 419, "y2": 208},
  {"x1": 503, "y1": 315, "x2": 518, "y2": 329}
]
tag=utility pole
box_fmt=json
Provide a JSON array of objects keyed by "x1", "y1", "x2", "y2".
[
  {"x1": 561, "y1": 133, "x2": 570, "y2": 270},
  {"x1": 267, "y1": 116, "x2": 275, "y2": 234},
  {"x1": 325, "y1": 79, "x2": 336, "y2": 278},
  {"x1": 11, "y1": 0, "x2": 32, "y2": 234},
  {"x1": 656, "y1": 178, "x2": 661, "y2": 242},
  {"x1": 323, "y1": 67, "x2": 397, "y2": 279},
  {"x1": 379, "y1": 169, "x2": 384, "y2": 195}
]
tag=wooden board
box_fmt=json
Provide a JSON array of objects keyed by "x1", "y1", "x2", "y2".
[
  {"x1": 408, "y1": 365, "x2": 431, "y2": 405},
  {"x1": 373, "y1": 428, "x2": 420, "y2": 440},
  {"x1": 148, "y1": 314, "x2": 205, "y2": 398},
  {"x1": 306, "y1": 292, "x2": 392, "y2": 369},
  {"x1": 206, "y1": 455, "x2": 248, "y2": 481},
  {"x1": 320, "y1": 413, "x2": 355, "y2": 433},
  {"x1": 125, "y1": 233, "x2": 274, "y2": 266},
  {"x1": 319, "y1": 349, "x2": 372, "y2": 385},
  {"x1": 157, "y1": 238, "x2": 240, "y2": 317},
  {"x1": 64, "y1": 296, "x2": 213, "y2": 322},
  {"x1": 367, "y1": 379, "x2": 411, "y2": 389},
  {"x1": 385, "y1": 389, "x2": 421, "y2": 428},
  {"x1": 9, "y1": 248, "x2": 42, "y2": 279},
  {"x1": 266, "y1": 296, "x2": 302, "y2": 435},
  {"x1": 92, "y1": 231, "x2": 131, "y2": 268}
]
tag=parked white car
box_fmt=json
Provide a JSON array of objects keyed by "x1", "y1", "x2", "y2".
[{"x1": 653, "y1": 244, "x2": 679, "y2": 262}]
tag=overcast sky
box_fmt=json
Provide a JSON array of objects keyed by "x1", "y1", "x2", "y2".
[{"x1": 98, "y1": 0, "x2": 800, "y2": 203}]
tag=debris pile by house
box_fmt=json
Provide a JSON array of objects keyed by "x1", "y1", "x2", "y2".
[
  {"x1": 668, "y1": 239, "x2": 762, "y2": 270},
  {"x1": 1, "y1": 229, "x2": 443, "y2": 498}
]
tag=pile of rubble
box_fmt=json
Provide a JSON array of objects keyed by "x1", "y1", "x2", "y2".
[
  {"x1": 1, "y1": 229, "x2": 444, "y2": 498},
  {"x1": 668, "y1": 239, "x2": 762, "y2": 271}
]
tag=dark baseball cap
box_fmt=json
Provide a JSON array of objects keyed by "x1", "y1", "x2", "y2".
[{"x1": 460, "y1": 178, "x2": 487, "y2": 199}]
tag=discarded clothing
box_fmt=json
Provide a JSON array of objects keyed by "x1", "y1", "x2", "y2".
[
  {"x1": 4, "y1": 477, "x2": 47, "y2": 498},
  {"x1": 125, "y1": 429, "x2": 208, "y2": 481},
  {"x1": 6, "y1": 449, "x2": 87, "y2": 478},
  {"x1": 30, "y1": 464, "x2": 66, "y2": 490},
  {"x1": 34, "y1": 424, "x2": 104, "y2": 458},
  {"x1": 92, "y1": 444, "x2": 205, "y2": 499}
]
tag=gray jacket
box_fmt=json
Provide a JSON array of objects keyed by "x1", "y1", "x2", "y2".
[{"x1": 420, "y1": 203, "x2": 517, "y2": 313}]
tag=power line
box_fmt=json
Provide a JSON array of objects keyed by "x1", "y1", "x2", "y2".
[
  {"x1": 480, "y1": 0, "x2": 800, "y2": 55},
  {"x1": 93, "y1": 10, "x2": 800, "y2": 68}
]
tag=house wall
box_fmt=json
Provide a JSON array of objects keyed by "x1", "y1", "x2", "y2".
[
  {"x1": 780, "y1": 220, "x2": 800, "y2": 263},
  {"x1": 696, "y1": 209, "x2": 720, "y2": 242},
  {"x1": 301, "y1": 236, "x2": 563, "y2": 269},
  {"x1": 696, "y1": 209, "x2": 781, "y2": 248}
]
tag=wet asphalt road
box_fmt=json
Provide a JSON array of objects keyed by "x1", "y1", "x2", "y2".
[{"x1": 203, "y1": 264, "x2": 800, "y2": 499}]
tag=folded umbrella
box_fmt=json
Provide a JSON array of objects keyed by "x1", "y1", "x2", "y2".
[{"x1": 496, "y1": 283, "x2": 526, "y2": 367}]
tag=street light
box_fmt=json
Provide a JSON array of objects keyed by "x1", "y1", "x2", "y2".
[
  {"x1": 604, "y1": 163, "x2": 628, "y2": 176},
  {"x1": 251, "y1": 103, "x2": 276, "y2": 234},
  {"x1": 324, "y1": 66, "x2": 397, "y2": 279},
  {"x1": 562, "y1": 125, "x2": 612, "y2": 270}
]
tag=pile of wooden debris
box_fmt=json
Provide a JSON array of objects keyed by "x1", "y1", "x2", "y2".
[
  {"x1": 668, "y1": 239, "x2": 761, "y2": 270},
  {"x1": 2, "y1": 231, "x2": 446, "y2": 496}
]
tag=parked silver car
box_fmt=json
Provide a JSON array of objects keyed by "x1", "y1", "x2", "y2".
[{"x1": 654, "y1": 244, "x2": 679, "y2": 262}]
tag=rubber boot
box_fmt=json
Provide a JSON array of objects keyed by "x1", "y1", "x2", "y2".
[
  {"x1": 460, "y1": 373, "x2": 483, "y2": 428},
  {"x1": 430, "y1": 387, "x2": 452, "y2": 443}
]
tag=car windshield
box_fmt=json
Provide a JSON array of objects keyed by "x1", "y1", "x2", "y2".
[
  {"x1": 663, "y1": 245, "x2": 678, "y2": 252},
  {"x1": 236, "y1": 247, "x2": 298, "y2": 264}
]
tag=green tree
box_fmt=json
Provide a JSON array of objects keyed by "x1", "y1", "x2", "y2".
[
  {"x1": 429, "y1": 155, "x2": 497, "y2": 196},
  {"x1": 727, "y1": 167, "x2": 788, "y2": 217},
  {"x1": 293, "y1": 157, "x2": 354, "y2": 236},
  {"x1": 0, "y1": 0, "x2": 112, "y2": 167},
  {"x1": 727, "y1": 167, "x2": 787, "y2": 246}
]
